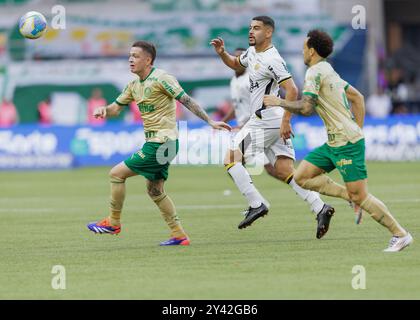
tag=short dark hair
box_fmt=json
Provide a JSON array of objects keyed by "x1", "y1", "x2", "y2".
[
  {"x1": 132, "y1": 40, "x2": 156, "y2": 64},
  {"x1": 252, "y1": 16, "x2": 275, "y2": 31},
  {"x1": 306, "y1": 29, "x2": 333, "y2": 58}
]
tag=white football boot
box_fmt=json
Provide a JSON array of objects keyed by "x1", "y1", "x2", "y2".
[{"x1": 383, "y1": 232, "x2": 413, "y2": 252}]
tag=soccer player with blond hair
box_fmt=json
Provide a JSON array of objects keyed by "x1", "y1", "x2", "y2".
[{"x1": 87, "y1": 41, "x2": 231, "y2": 245}]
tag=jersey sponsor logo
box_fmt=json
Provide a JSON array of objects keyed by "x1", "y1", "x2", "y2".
[
  {"x1": 161, "y1": 80, "x2": 176, "y2": 96},
  {"x1": 315, "y1": 73, "x2": 321, "y2": 91},
  {"x1": 249, "y1": 78, "x2": 260, "y2": 93},
  {"x1": 242, "y1": 49, "x2": 249, "y2": 60},
  {"x1": 282, "y1": 62, "x2": 289, "y2": 73},
  {"x1": 138, "y1": 102, "x2": 155, "y2": 113},
  {"x1": 268, "y1": 65, "x2": 280, "y2": 81}
]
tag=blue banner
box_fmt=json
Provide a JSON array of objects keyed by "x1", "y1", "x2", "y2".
[{"x1": 1, "y1": 115, "x2": 420, "y2": 170}]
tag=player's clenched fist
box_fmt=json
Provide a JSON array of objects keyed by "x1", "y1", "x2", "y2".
[
  {"x1": 210, "y1": 37, "x2": 225, "y2": 55},
  {"x1": 93, "y1": 106, "x2": 107, "y2": 119}
]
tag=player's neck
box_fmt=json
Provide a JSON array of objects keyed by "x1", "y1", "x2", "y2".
[
  {"x1": 255, "y1": 41, "x2": 273, "y2": 53},
  {"x1": 309, "y1": 56, "x2": 325, "y2": 67},
  {"x1": 138, "y1": 66, "x2": 153, "y2": 81}
]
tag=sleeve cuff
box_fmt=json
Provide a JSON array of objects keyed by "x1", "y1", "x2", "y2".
[
  {"x1": 278, "y1": 76, "x2": 292, "y2": 84},
  {"x1": 175, "y1": 91, "x2": 185, "y2": 100},
  {"x1": 115, "y1": 100, "x2": 128, "y2": 107},
  {"x1": 302, "y1": 92, "x2": 318, "y2": 99},
  {"x1": 237, "y1": 56, "x2": 246, "y2": 68}
]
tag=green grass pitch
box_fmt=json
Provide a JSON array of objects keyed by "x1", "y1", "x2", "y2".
[{"x1": 1, "y1": 162, "x2": 419, "y2": 299}]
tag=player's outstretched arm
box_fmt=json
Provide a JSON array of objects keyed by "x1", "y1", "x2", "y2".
[
  {"x1": 263, "y1": 94, "x2": 316, "y2": 116},
  {"x1": 345, "y1": 85, "x2": 365, "y2": 128},
  {"x1": 178, "y1": 93, "x2": 231, "y2": 131},
  {"x1": 210, "y1": 37, "x2": 244, "y2": 71},
  {"x1": 221, "y1": 106, "x2": 236, "y2": 123},
  {"x1": 93, "y1": 102, "x2": 124, "y2": 119}
]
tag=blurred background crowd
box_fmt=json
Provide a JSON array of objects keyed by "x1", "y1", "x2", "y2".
[{"x1": 0, "y1": 0, "x2": 420, "y2": 128}]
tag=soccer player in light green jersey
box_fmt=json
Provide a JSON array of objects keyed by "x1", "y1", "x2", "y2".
[
  {"x1": 87, "y1": 41, "x2": 231, "y2": 246},
  {"x1": 264, "y1": 29, "x2": 413, "y2": 252}
]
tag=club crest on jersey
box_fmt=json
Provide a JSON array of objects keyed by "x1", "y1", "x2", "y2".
[
  {"x1": 144, "y1": 87, "x2": 152, "y2": 98},
  {"x1": 254, "y1": 63, "x2": 261, "y2": 71}
]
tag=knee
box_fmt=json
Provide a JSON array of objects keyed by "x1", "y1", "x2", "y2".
[
  {"x1": 264, "y1": 164, "x2": 281, "y2": 180},
  {"x1": 147, "y1": 184, "x2": 164, "y2": 198},
  {"x1": 275, "y1": 170, "x2": 290, "y2": 181},
  {"x1": 109, "y1": 170, "x2": 125, "y2": 183},
  {"x1": 347, "y1": 190, "x2": 366, "y2": 205}
]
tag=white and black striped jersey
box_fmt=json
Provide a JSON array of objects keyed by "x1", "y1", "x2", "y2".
[{"x1": 238, "y1": 45, "x2": 292, "y2": 125}]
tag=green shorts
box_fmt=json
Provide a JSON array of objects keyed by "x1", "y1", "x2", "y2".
[
  {"x1": 124, "y1": 139, "x2": 179, "y2": 181},
  {"x1": 304, "y1": 138, "x2": 367, "y2": 183}
]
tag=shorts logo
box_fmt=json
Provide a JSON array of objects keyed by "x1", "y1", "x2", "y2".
[{"x1": 336, "y1": 159, "x2": 353, "y2": 167}]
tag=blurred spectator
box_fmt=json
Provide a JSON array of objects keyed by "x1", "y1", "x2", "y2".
[
  {"x1": 366, "y1": 87, "x2": 392, "y2": 119},
  {"x1": 392, "y1": 103, "x2": 409, "y2": 115},
  {"x1": 38, "y1": 96, "x2": 52, "y2": 125},
  {"x1": 212, "y1": 99, "x2": 231, "y2": 121},
  {"x1": 395, "y1": 81, "x2": 409, "y2": 101},
  {"x1": 87, "y1": 88, "x2": 107, "y2": 125},
  {"x1": 0, "y1": 98, "x2": 18, "y2": 127}
]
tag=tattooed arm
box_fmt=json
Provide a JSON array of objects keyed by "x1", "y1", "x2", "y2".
[
  {"x1": 178, "y1": 93, "x2": 231, "y2": 131},
  {"x1": 263, "y1": 94, "x2": 317, "y2": 116}
]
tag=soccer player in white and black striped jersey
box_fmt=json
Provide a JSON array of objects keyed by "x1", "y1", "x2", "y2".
[
  {"x1": 211, "y1": 16, "x2": 335, "y2": 233},
  {"x1": 222, "y1": 47, "x2": 291, "y2": 180}
]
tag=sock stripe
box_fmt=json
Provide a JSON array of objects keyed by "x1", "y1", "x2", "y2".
[
  {"x1": 359, "y1": 194, "x2": 371, "y2": 207},
  {"x1": 152, "y1": 193, "x2": 167, "y2": 203},
  {"x1": 285, "y1": 173, "x2": 294, "y2": 184},
  {"x1": 225, "y1": 162, "x2": 237, "y2": 171}
]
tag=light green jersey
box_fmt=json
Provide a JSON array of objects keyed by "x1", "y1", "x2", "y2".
[
  {"x1": 303, "y1": 61, "x2": 364, "y2": 147},
  {"x1": 115, "y1": 67, "x2": 185, "y2": 143}
]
